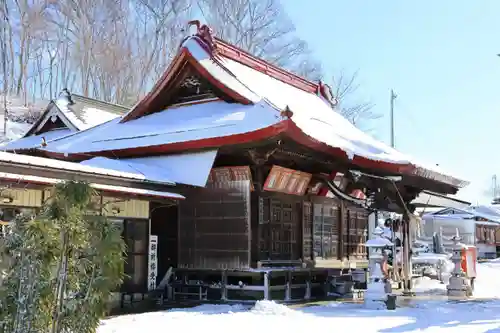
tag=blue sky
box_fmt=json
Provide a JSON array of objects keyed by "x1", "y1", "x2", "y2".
[{"x1": 285, "y1": 0, "x2": 500, "y2": 204}]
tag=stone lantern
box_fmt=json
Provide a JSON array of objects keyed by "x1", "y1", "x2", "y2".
[
  {"x1": 446, "y1": 230, "x2": 473, "y2": 298},
  {"x1": 364, "y1": 226, "x2": 397, "y2": 310}
]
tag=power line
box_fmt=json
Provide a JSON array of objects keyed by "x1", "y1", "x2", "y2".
[{"x1": 1, "y1": 1, "x2": 8, "y2": 136}]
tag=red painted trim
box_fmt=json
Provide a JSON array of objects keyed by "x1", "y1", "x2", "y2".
[
  {"x1": 64, "y1": 121, "x2": 289, "y2": 159},
  {"x1": 184, "y1": 49, "x2": 252, "y2": 105},
  {"x1": 121, "y1": 49, "x2": 191, "y2": 122},
  {"x1": 57, "y1": 119, "x2": 413, "y2": 178},
  {"x1": 282, "y1": 120, "x2": 413, "y2": 175},
  {"x1": 318, "y1": 171, "x2": 337, "y2": 196},
  {"x1": 214, "y1": 38, "x2": 319, "y2": 94},
  {"x1": 24, "y1": 101, "x2": 55, "y2": 137},
  {"x1": 121, "y1": 44, "x2": 253, "y2": 123}
]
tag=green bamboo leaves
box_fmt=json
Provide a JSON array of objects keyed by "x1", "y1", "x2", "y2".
[{"x1": 0, "y1": 181, "x2": 126, "y2": 333}]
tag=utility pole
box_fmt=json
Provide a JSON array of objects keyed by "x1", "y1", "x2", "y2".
[
  {"x1": 1, "y1": 1, "x2": 8, "y2": 137},
  {"x1": 493, "y1": 175, "x2": 497, "y2": 199},
  {"x1": 390, "y1": 89, "x2": 397, "y2": 148}
]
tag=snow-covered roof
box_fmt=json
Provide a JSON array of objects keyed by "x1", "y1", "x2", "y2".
[
  {"x1": 44, "y1": 101, "x2": 276, "y2": 155},
  {"x1": 0, "y1": 150, "x2": 165, "y2": 184},
  {"x1": 39, "y1": 23, "x2": 467, "y2": 190},
  {"x1": 2, "y1": 129, "x2": 72, "y2": 151},
  {"x1": 423, "y1": 206, "x2": 500, "y2": 225},
  {"x1": 1, "y1": 93, "x2": 128, "y2": 151},
  {"x1": 80, "y1": 150, "x2": 218, "y2": 187},
  {"x1": 0, "y1": 171, "x2": 184, "y2": 200},
  {"x1": 54, "y1": 94, "x2": 127, "y2": 131}
]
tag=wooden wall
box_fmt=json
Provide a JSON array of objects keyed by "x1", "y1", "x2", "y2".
[
  {"x1": 42, "y1": 188, "x2": 150, "y2": 219},
  {"x1": 102, "y1": 196, "x2": 149, "y2": 219},
  {"x1": 253, "y1": 192, "x2": 369, "y2": 268},
  {"x1": 0, "y1": 188, "x2": 43, "y2": 208},
  {"x1": 177, "y1": 180, "x2": 252, "y2": 269}
]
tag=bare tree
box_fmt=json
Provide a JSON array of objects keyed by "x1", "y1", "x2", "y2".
[
  {"x1": 330, "y1": 70, "x2": 379, "y2": 129},
  {"x1": 196, "y1": 0, "x2": 374, "y2": 125},
  {"x1": 0, "y1": 0, "x2": 376, "y2": 131},
  {"x1": 196, "y1": 0, "x2": 322, "y2": 81}
]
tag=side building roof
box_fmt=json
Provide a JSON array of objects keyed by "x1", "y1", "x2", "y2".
[{"x1": 2, "y1": 90, "x2": 128, "y2": 152}]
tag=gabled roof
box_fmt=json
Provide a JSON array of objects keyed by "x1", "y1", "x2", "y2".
[
  {"x1": 3, "y1": 91, "x2": 128, "y2": 151},
  {"x1": 26, "y1": 92, "x2": 127, "y2": 135},
  {"x1": 41, "y1": 21, "x2": 468, "y2": 191}
]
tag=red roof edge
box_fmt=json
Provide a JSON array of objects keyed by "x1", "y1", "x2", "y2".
[
  {"x1": 121, "y1": 25, "x2": 254, "y2": 123},
  {"x1": 213, "y1": 37, "x2": 318, "y2": 94},
  {"x1": 120, "y1": 49, "x2": 189, "y2": 123},
  {"x1": 186, "y1": 20, "x2": 337, "y2": 107}
]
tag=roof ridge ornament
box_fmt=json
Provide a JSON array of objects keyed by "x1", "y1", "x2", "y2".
[
  {"x1": 187, "y1": 20, "x2": 217, "y2": 55},
  {"x1": 57, "y1": 88, "x2": 75, "y2": 106},
  {"x1": 280, "y1": 106, "x2": 294, "y2": 119},
  {"x1": 317, "y1": 81, "x2": 337, "y2": 108}
]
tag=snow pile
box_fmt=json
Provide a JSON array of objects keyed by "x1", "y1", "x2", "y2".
[
  {"x1": 413, "y1": 277, "x2": 447, "y2": 295},
  {"x1": 97, "y1": 260, "x2": 500, "y2": 333},
  {"x1": 473, "y1": 258, "x2": 500, "y2": 298},
  {"x1": 98, "y1": 298, "x2": 500, "y2": 333},
  {"x1": 411, "y1": 259, "x2": 500, "y2": 299},
  {"x1": 168, "y1": 303, "x2": 247, "y2": 315},
  {"x1": 250, "y1": 300, "x2": 296, "y2": 316}
]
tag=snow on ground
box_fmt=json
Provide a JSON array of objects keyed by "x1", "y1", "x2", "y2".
[
  {"x1": 0, "y1": 95, "x2": 45, "y2": 143},
  {"x1": 98, "y1": 260, "x2": 500, "y2": 333},
  {"x1": 0, "y1": 118, "x2": 31, "y2": 143}
]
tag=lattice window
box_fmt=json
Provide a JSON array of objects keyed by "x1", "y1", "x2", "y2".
[{"x1": 313, "y1": 202, "x2": 339, "y2": 260}]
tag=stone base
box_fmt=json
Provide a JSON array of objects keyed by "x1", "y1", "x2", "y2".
[
  {"x1": 447, "y1": 276, "x2": 472, "y2": 297},
  {"x1": 365, "y1": 281, "x2": 393, "y2": 309}
]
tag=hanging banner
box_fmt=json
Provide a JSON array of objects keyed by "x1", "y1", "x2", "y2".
[
  {"x1": 263, "y1": 165, "x2": 312, "y2": 196},
  {"x1": 207, "y1": 166, "x2": 254, "y2": 190},
  {"x1": 148, "y1": 235, "x2": 158, "y2": 291}
]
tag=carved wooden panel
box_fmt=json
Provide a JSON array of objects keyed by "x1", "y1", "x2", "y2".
[{"x1": 172, "y1": 72, "x2": 216, "y2": 104}]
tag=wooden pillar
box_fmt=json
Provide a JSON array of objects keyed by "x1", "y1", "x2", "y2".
[
  {"x1": 339, "y1": 201, "x2": 346, "y2": 260},
  {"x1": 263, "y1": 272, "x2": 270, "y2": 300},
  {"x1": 402, "y1": 212, "x2": 413, "y2": 294},
  {"x1": 285, "y1": 271, "x2": 291, "y2": 301},
  {"x1": 304, "y1": 270, "x2": 311, "y2": 300},
  {"x1": 221, "y1": 270, "x2": 228, "y2": 301}
]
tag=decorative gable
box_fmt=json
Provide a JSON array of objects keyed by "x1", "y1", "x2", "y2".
[
  {"x1": 124, "y1": 58, "x2": 246, "y2": 120},
  {"x1": 36, "y1": 114, "x2": 67, "y2": 133},
  {"x1": 175, "y1": 73, "x2": 216, "y2": 104},
  {"x1": 25, "y1": 101, "x2": 78, "y2": 137}
]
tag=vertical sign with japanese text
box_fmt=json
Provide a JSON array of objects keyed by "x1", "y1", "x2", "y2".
[{"x1": 148, "y1": 235, "x2": 158, "y2": 291}]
